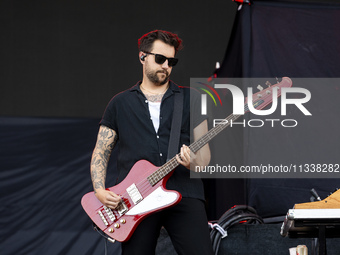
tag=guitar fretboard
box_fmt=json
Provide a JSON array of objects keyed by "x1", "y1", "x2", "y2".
[{"x1": 147, "y1": 113, "x2": 242, "y2": 186}]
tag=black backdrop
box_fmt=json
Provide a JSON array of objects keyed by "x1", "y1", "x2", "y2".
[
  {"x1": 216, "y1": 0, "x2": 340, "y2": 218},
  {"x1": 1, "y1": 0, "x2": 340, "y2": 254},
  {"x1": 0, "y1": 0, "x2": 236, "y2": 118}
]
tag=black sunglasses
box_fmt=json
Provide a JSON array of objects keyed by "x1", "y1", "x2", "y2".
[{"x1": 144, "y1": 52, "x2": 178, "y2": 67}]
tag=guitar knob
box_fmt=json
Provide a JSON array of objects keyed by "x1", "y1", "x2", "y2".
[
  {"x1": 257, "y1": 85, "x2": 264, "y2": 91},
  {"x1": 109, "y1": 228, "x2": 114, "y2": 233},
  {"x1": 114, "y1": 223, "x2": 120, "y2": 229},
  {"x1": 120, "y1": 219, "x2": 126, "y2": 224},
  {"x1": 265, "y1": 81, "x2": 272, "y2": 87}
]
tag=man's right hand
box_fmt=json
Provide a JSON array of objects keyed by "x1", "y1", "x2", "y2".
[{"x1": 95, "y1": 189, "x2": 122, "y2": 209}]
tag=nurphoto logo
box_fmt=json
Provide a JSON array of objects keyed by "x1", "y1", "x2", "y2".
[{"x1": 198, "y1": 77, "x2": 311, "y2": 128}]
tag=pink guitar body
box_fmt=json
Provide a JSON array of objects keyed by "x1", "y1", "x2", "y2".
[{"x1": 81, "y1": 160, "x2": 181, "y2": 242}]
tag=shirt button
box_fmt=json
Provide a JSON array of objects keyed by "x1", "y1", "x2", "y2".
[
  {"x1": 157, "y1": 135, "x2": 159, "y2": 139},
  {"x1": 160, "y1": 153, "x2": 163, "y2": 157},
  {"x1": 145, "y1": 100, "x2": 148, "y2": 103}
]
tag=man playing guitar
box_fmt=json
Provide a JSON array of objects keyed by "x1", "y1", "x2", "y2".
[{"x1": 90, "y1": 30, "x2": 213, "y2": 255}]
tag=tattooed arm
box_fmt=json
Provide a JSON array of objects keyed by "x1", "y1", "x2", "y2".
[{"x1": 90, "y1": 125, "x2": 121, "y2": 209}]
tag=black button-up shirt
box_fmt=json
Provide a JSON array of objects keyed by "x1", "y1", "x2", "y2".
[{"x1": 100, "y1": 81, "x2": 207, "y2": 200}]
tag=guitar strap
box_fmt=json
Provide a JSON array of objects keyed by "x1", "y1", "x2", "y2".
[{"x1": 167, "y1": 90, "x2": 183, "y2": 161}]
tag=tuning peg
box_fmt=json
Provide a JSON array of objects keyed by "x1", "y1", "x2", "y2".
[
  {"x1": 265, "y1": 81, "x2": 272, "y2": 87},
  {"x1": 257, "y1": 85, "x2": 263, "y2": 91}
]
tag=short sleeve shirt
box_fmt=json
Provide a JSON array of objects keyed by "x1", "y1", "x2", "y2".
[{"x1": 100, "y1": 81, "x2": 207, "y2": 200}]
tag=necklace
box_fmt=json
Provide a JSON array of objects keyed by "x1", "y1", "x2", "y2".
[{"x1": 140, "y1": 84, "x2": 168, "y2": 95}]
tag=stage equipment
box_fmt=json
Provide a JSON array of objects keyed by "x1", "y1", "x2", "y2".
[
  {"x1": 209, "y1": 205, "x2": 263, "y2": 255},
  {"x1": 281, "y1": 190, "x2": 340, "y2": 255}
]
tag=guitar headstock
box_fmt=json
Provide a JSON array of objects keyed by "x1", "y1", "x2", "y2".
[{"x1": 245, "y1": 77, "x2": 292, "y2": 113}]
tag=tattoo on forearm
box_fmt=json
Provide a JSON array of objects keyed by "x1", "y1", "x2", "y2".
[{"x1": 90, "y1": 127, "x2": 118, "y2": 192}]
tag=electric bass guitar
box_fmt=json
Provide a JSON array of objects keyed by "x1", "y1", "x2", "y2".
[{"x1": 81, "y1": 77, "x2": 293, "y2": 242}]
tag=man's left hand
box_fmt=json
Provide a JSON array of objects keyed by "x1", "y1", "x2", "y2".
[{"x1": 176, "y1": 144, "x2": 195, "y2": 170}]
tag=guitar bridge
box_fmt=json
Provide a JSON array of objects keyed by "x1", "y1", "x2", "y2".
[
  {"x1": 103, "y1": 205, "x2": 116, "y2": 222},
  {"x1": 98, "y1": 206, "x2": 116, "y2": 226},
  {"x1": 98, "y1": 210, "x2": 108, "y2": 226}
]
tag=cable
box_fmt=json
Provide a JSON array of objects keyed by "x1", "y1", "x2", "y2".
[
  {"x1": 93, "y1": 223, "x2": 115, "y2": 255},
  {"x1": 209, "y1": 205, "x2": 263, "y2": 255},
  {"x1": 104, "y1": 238, "x2": 108, "y2": 255}
]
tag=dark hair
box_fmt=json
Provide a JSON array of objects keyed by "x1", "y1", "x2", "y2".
[{"x1": 138, "y1": 30, "x2": 183, "y2": 55}]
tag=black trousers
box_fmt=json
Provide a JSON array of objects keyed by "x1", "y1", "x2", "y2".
[{"x1": 121, "y1": 197, "x2": 214, "y2": 255}]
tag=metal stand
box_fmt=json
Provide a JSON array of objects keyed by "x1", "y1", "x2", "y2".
[
  {"x1": 281, "y1": 209, "x2": 340, "y2": 255},
  {"x1": 318, "y1": 226, "x2": 327, "y2": 255}
]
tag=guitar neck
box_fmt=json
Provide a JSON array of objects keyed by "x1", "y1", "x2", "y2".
[
  {"x1": 190, "y1": 113, "x2": 241, "y2": 154},
  {"x1": 147, "y1": 113, "x2": 241, "y2": 186}
]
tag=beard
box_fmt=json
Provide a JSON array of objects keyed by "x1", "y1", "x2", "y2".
[{"x1": 145, "y1": 68, "x2": 170, "y2": 86}]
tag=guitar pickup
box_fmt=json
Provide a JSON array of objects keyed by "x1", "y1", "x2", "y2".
[
  {"x1": 116, "y1": 200, "x2": 128, "y2": 216},
  {"x1": 126, "y1": 183, "x2": 143, "y2": 205}
]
